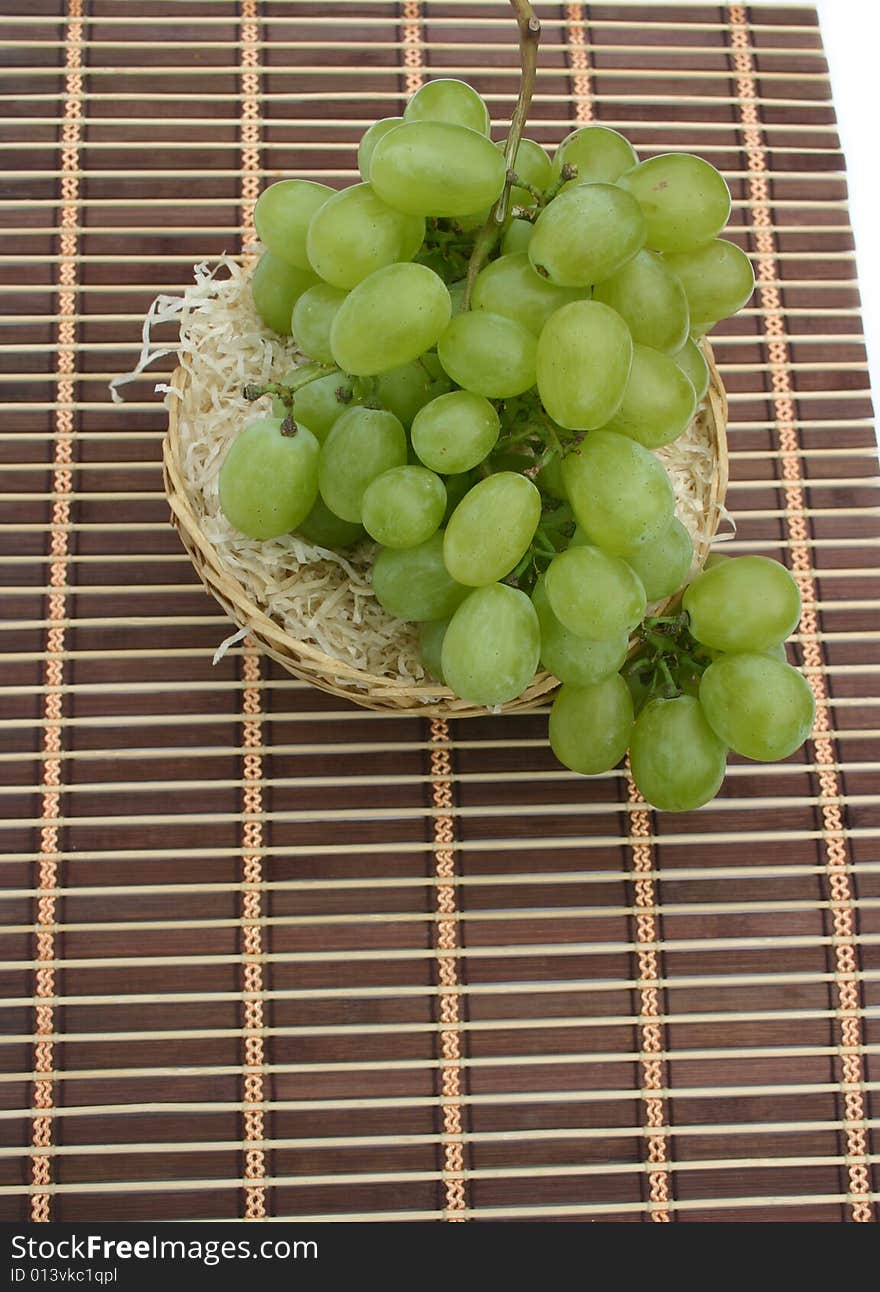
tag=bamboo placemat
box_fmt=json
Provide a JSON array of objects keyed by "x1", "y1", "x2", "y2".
[{"x1": 1, "y1": 0, "x2": 879, "y2": 1224}]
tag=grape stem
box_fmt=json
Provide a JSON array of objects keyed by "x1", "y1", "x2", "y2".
[
  {"x1": 243, "y1": 363, "x2": 340, "y2": 410},
  {"x1": 463, "y1": 0, "x2": 541, "y2": 308}
]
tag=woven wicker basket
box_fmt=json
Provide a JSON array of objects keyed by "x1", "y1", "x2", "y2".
[{"x1": 163, "y1": 347, "x2": 728, "y2": 716}]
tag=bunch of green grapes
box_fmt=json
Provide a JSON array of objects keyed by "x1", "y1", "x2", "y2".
[{"x1": 215, "y1": 77, "x2": 813, "y2": 810}]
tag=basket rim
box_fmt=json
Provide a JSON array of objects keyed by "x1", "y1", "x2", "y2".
[{"x1": 163, "y1": 343, "x2": 729, "y2": 717}]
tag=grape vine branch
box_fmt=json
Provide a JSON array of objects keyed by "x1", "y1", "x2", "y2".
[{"x1": 463, "y1": 0, "x2": 541, "y2": 307}]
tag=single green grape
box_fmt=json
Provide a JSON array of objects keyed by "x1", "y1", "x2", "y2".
[
  {"x1": 370, "y1": 121, "x2": 506, "y2": 217},
  {"x1": 621, "y1": 517, "x2": 693, "y2": 602},
  {"x1": 663, "y1": 240, "x2": 755, "y2": 329},
  {"x1": 318, "y1": 405, "x2": 407, "y2": 522},
  {"x1": 683, "y1": 555, "x2": 801, "y2": 652},
  {"x1": 549, "y1": 675, "x2": 634, "y2": 775},
  {"x1": 497, "y1": 136, "x2": 552, "y2": 207},
  {"x1": 291, "y1": 283, "x2": 348, "y2": 365},
  {"x1": 254, "y1": 179, "x2": 333, "y2": 269},
  {"x1": 536, "y1": 300, "x2": 633, "y2": 430},
  {"x1": 330, "y1": 262, "x2": 451, "y2": 375},
  {"x1": 250, "y1": 252, "x2": 318, "y2": 336},
  {"x1": 501, "y1": 218, "x2": 535, "y2": 255},
  {"x1": 562, "y1": 429, "x2": 675, "y2": 555},
  {"x1": 358, "y1": 117, "x2": 404, "y2": 181},
  {"x1": 279, "y1": 371, "x2": 357, "y2": 443},
  {"x1": 471, "y1": 251, "x2": 587, "y2": 338},
  {"x1": 306, "y1": 183, "x2": 425, "y2": 289},
  {"x1": 528, "y1": 183, "x2": 646, "y2": 287},
  {"x1": 630, "y1": 694, "x2": 728, "y2": 811},
  {"x1": 443, "y1": 472, "x2": 541, "y2": 586},
  {"x1": 361, "y1": 464, "x2": 447, "y2": 549},
  {"x1": 297, "y1": 494, "x2": 365, "y2": 549},
  {"x1": 372, "y1": 531, "x2": 469, "y2": 622},
  {"x1": 441, "y1": 583, "x2": 540, "y2": 707},
  {"x1": 532, "y1": 577, "x2": 628, "y2": 686},
  {"x1": 671, "y1": 336, "x2": 710, "y2": 403},
  {"x1": 617, "y1": 153, "x2": 732, "y2": 253},
  {"x1": 592, "y1": 249, "x2": 690, "y2": 354},
  {"x1": 699, "y1": 653, "x2": 815, "y2": 762},
  {"x1": 404, "y1": 78, "x2": 490, "y2": 135},
  {"x1": 411, "y1": 390, "x2": 500, "y2": 474},
  {"x1": 219, "y1": 417, "x2": 320, "y2": 539},
  {"x1": 551, "y1": 125, "x2": 638, "y2": 186},
  {"x1": 420, "y1": 617, "x2": 450, "y2": 682},
  {"x1": 603, "y1": 343, "x2": 697, "y2": 449},
  {"x1": 437, "y1": 310, "x2": 538, "y2": 399},
  {"x1": 375, "y1": 359, "x2": 451, "y2": 428},
  {"x1": 545, "y1": 544, "x2": 646, "y2": 641}
]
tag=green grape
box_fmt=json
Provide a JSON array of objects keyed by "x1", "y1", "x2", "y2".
[
  {"x1": 318, "y1": 406, "x2": 407, "y2": 522},
  {"x1": 443, "y1": 472, "x2": 542, "y2": 586},
  {"x1": 330, "y1": 262, "x2": 451, "y2": 375},
  {"x1": 358, "y1": 116, "x2": 404, "y2": 181},
  {"x1": 375, "y1": 360, "x2": 450, "y2": 428},
  {"x1": 528, "y1": 183, "x2": 646, "y2": 287},
  {"x1": 562, "y1": 429, "x2": 675, "y2": 555},
  {"x1": 291, "y1": 283, "x2": 348, "y2": 365},
  {"x1": 671, "y1": 336, "x2": 710, "y2": 403},
  {"x1": 306, "y1": 183, "x2": 425, "y2": 289},
  {"x1": 532, "y1": 577, "x2": 628, "y2": 686},
  {"x1": 545, "y1": 544, "x2": 646, "y2": 641},
  {"x1": 663, "y1": 240, "x2": 755, "y2": 329},
  {"x1": 411, "y1": 390, "x2": 500, "y2": 473},
  {"x1": 699, "y1": 653, "x2": 815, "y2": 762},
  {"x1": 621, "y1": 517, "x2": 693, "y2": 602},
  {"x1": 683, "y1": 555, "x2": 801, "y2": 653},
  {"x1": 372, "y1": 531, "x2": 469, "y2": 621},
  {"x1": 617, "y1": 153, "x2": 732, "y2": 253},
  {"x1": 219, "y1": 417, "x2": 319, "y2": 540},
  {"x1": 442, "y1": 470, "x2": 473, "y2": 523},
  {"x1": 279, "y1": 371, "x2": 357, "y2": 443},
  {"x1": 441, "y1": 583, "x2": 540, "y2": 707},
  {"x1": 250, "y1": 252, "x2": 318, "y2": 336},
  {"x1": 592, "y1": 249, "x2": 689, "y2": 354},
  {"x1": 497, "y1": 136, "x2": 552, "y2": 207},
  {"x1": 361, "y1": 464, "x2": 447, "y2": 549},
  {"x1": 254, "y1": 179, "x2": 333, "y2": 269},
  {"x1": 604, "y1": 343, "x2": 697, "y2": 449},
  {"x1": 549, "y1": 675, "x2": 634, "y2": 776},
  {"x1": 437, "y1": 310, "x2": 537, "y2": 399},
  {"x1": 297, "y1": 494, "x2": 365, "y2": 549},
  {"x1": 471, "y1": 252, "x2": 587, "y2": 338},
  {"x1": 536, "y1": 300, "x2": 632, "y2": 430},
  {"x1": 630, "y1": 694, "x2": 727, "y2": 811},
  {"x1": 535, "y1": 452, "x2": 567, "y2": 501},
  {"x1": 370, "y1": 121, "x2": 506, "y2": 217},
  {"x1": 404, "y1": 78, "x2": 490, "y2": 135},
  {"x1": 420, "y1": 617, "x2": 450, "y2": 682},
  {"x1": 551, "y1": 125, "x2": 638, "y2": 186},
  {"x1": 501, "y1": 218, "x2": 535, "y2": 255}
]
